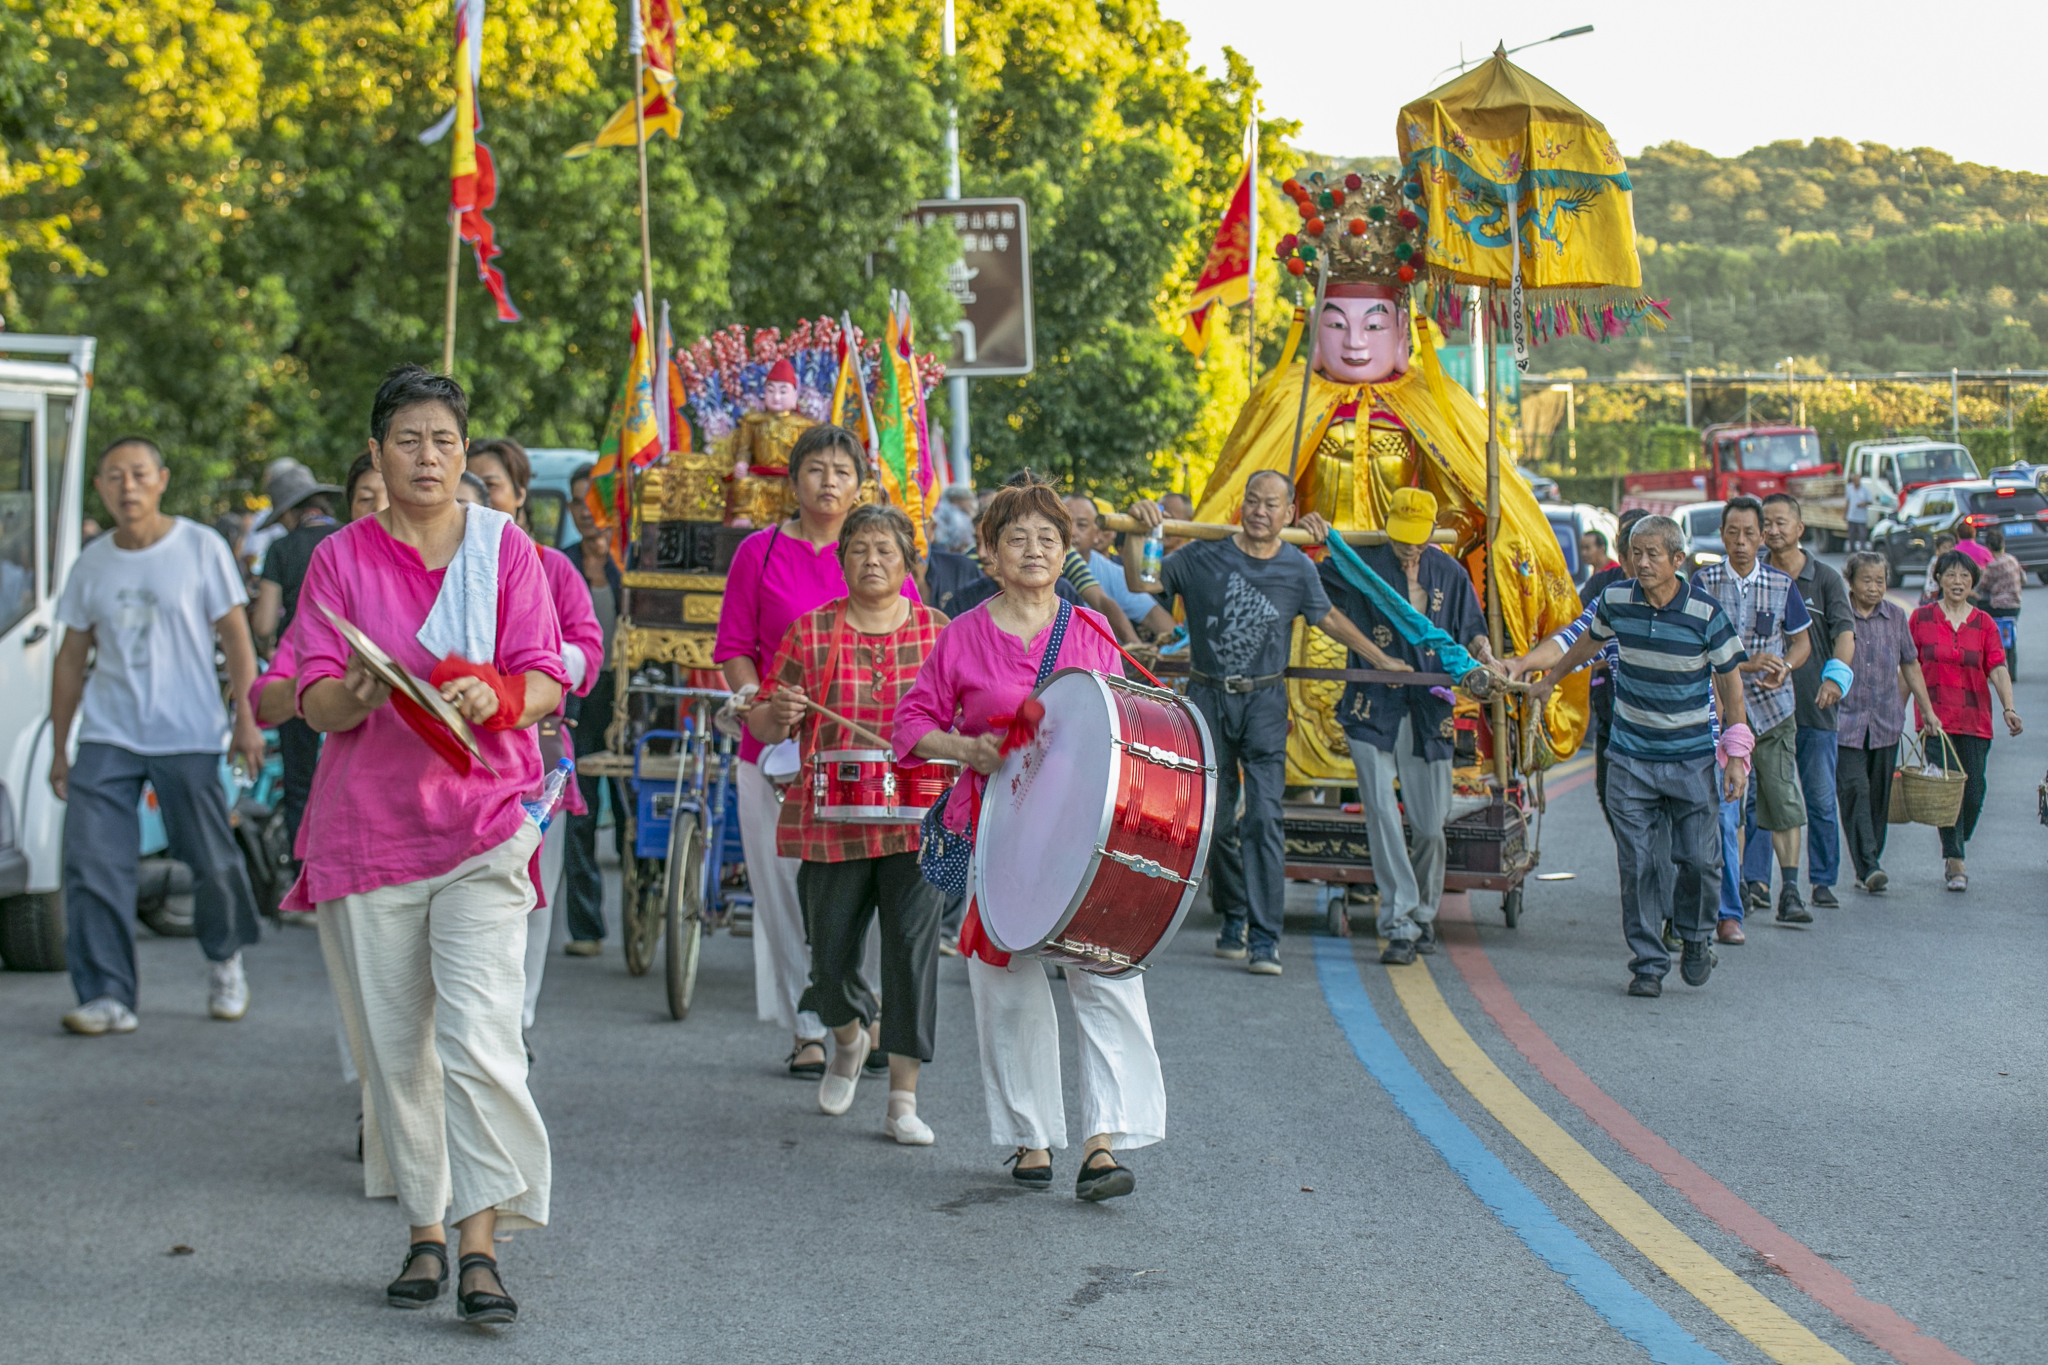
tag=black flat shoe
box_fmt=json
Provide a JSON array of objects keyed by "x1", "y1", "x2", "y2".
[
  {"x1": 786, "y1": 1041, "x2": 826, "y2": 1080},
  {"x1": 864, "y1": 1040, "x2": 890, "y2": 1073},
  {"x1": 386, "y1": 1241, "x2": 447, "y2": 1309},
  {"x1": 1004, "y1": 1147, "x2": 1052, "y2": 1188},
  {"x1": 456, "y1": 1252, "x2": 517, "y2": 1326},
  {"x1": 1076, "y1": 1151, "x2": 1136, "y2": 1202}
]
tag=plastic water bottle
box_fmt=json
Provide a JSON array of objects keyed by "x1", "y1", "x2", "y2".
[
  {"x1": 1141, "y1": 523, "x2": 1164, "y2": 583},
  {"x1": 523, "y1": 758, "x2": 575, "y2": 831}
]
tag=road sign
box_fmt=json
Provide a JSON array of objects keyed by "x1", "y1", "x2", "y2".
[{"x1": 906, "y1": 197, "x2": 1033, "y2": 377}]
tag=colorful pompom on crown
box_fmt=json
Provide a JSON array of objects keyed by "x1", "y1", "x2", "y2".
[{"x1": 1275, "y1": 171, "x2": 1427, "y2": 293}]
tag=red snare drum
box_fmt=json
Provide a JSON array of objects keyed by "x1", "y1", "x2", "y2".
[
  {"x1": 974, "y1": 669, "x2": 1215, "y2": 976},
  {"x1": 812, "y1": 749, "x2": 961, "y2": 825}
]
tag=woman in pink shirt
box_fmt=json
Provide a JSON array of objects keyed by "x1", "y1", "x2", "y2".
[
  {"x1": 295, "y1": 366, "x2": 566, "y2": 1326},
  {"x1": 466, "y1": 437, "x2": 604, "y2": 1032},
  {"x1": 894, "y1": 482, "x2": 1163, "y2": 1203},
  {"x1": 716, "y1": 424, "x2": 907, "y2": 1077}
]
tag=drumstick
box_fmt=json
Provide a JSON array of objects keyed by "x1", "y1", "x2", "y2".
[{"x1": 800, "y1": 697, "x2": 895, "y2": 751}]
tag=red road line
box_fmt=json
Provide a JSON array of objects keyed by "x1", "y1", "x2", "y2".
[
  {"x1": 1438, "y1": 893, "x2": 1975, "y2": 1365},
  {"x1": 1546, "y1": 765, "x2": 1598, "y2": 799}
]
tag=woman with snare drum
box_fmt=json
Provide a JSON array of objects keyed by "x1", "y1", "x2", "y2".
[
  {"x1": 748, "y1": 504, "x2": 949, "y2": 1141},
  {"x1": 717, "y1": 425, "x2": 914, "y2": 1077},
  {"x1": 893, "y1": 480, "x2": 1162, "y2": 1202}
]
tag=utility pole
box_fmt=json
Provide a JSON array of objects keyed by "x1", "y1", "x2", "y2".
[
  {"x1": 943, "y1": 0, "x2": 970, "y2": 489},
  {"x1": 1950, "y1": 367, "x2": 1960, "y2": 440}
]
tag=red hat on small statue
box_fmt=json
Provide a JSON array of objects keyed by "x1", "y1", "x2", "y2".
[{"x1": 765, "y1": 357, "x2": 799, "y2": 387}]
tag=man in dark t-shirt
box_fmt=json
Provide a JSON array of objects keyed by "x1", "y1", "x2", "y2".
[
  {"x1": 250, "y1": 466, "x2": 341, "y2": 848},
  {"x1": 1124, "y1": 470, "x2": 1404, "y2": 975}
]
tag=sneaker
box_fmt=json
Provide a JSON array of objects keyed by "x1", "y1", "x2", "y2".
[
  {"x1": 62, "y1": 997, "x2": 138, "y2": 1035},
  {"x1": 208, "y1": 953, "x2": 249, "y2": 1020},
  {"x1": 1742, "y1": 880, "x2": 1771, "y2": 914},
  {"x1": 1379, "y1": 938, "x2": 1418, "y2": 967},
  {"x1": 1247, "y1": 949, "x2": 1283, "y2": 976},
  {"x1": 1660, "y1": 919, "x2": 1682, "y2": 952},
  {"x1": 1775, "y1": 884, "x2": 1812, "y2": 925},
  {"x1": 1214, "y1": 934, "x2": 1248, "y2": 960},
  {"x1": 1415, "y1": 922, "x2": 1439, "y2": 955},
  {"x1": 1680, "y1": 938, "x2": 1717, "y2": 987},
  {"x1": 1862, "y1": 869, "x2": 1888, "y2": 893},
  {"x1": 1627, "y1": 973, "x2": 1663, "y2": 998},
  {"x1": 1809, "y1": 884, "x2": 1839, "y2": 910},
  {"x1": 563, "y1": 939, "x2": 602, "y2": 957}
]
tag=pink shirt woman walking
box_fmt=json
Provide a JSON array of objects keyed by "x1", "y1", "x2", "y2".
[{"x1": 295, "y1": 365, "x2": 566, "y2": 1327}]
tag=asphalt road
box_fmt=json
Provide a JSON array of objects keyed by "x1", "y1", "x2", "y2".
[{"x1": 4, "y1": 570, "x2": 2042, "y2": 1364}]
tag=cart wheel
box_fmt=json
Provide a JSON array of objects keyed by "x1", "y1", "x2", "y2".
[
  {"x1": 626, "y1": 859, "x2": 664, "y2": 977},
  {"x1": 665, "y1": 812, "x2": 705, "y2": 1020},
  {"x1": 1502, "y1": 886, "x2": 1523, "y2": 929},
  {"x1": 1322, "y1": 885, "x2": 1352, "y2": 938}
]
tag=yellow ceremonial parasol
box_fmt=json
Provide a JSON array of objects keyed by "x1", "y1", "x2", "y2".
[{"x1": 1397, "y1": 47, "x2": 1661, "y2": 369}]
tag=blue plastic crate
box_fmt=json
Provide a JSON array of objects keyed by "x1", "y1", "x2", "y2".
[{"x1": 633, "y1": 730, "x2": 684, "y2": 859}]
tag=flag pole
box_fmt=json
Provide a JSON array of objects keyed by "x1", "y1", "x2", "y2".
[
  {"x1": 632, "y1": 45, "x2": 655, "y2": 310},
  {"x1": 1245, "y1": 104, "x2": 1257, "y2": 395},
  {"x1": 442, "y1": 214, "x2": 461, "y2": 374}
]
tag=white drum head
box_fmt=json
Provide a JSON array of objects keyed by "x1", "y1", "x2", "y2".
[
  {"x1": 976, "y1": 671, "x2": 1116, "y2": 953},
  {"x1": 760, "y1": 738, "x2": 802, "y2": 784}
]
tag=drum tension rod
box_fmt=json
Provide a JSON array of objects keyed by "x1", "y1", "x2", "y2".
[
  {"x1": 1115, "y1": 739, "x2": 1215, "y2": 775},
  {"x1": 1050, "y1": 938, "x2": 1141, "y2": 971},
  {"x1": 1098, "y1": 847, "x2": 1198, "y2": 886}
]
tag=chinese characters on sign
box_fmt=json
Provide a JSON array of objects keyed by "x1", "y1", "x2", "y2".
[{"x1": 904, "y1": 197, "x2": 1034, "y2": 377}]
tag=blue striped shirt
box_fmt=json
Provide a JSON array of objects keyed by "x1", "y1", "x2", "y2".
[{"x1": 1587, "y1": 579, "x2": 1747, "y2": 761}]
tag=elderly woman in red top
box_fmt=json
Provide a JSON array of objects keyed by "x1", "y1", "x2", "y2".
[
  {"x1": 748, "y1": 504, "x2": 949, "y2": 1142},
  {"x1": 296, "y1": 366, "x2": 567, "y2": 1325},
  {"x1": 893, "y1": 481, "x2": 1160, "y2": 1202},
  {"x1": 1910, "y1": 549, "x2": 2023, "y2": 892}
]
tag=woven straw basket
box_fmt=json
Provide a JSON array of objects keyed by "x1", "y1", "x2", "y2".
[{"x1": 1890, "y1": 729, "x2": 1967, "y2": 827}]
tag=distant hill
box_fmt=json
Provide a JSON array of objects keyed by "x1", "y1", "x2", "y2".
[{"x1": 1298, "y1": 139, "x2": 2048, "y2": 375}]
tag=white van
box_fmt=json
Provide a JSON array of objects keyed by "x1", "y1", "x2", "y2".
[{"x1": 0, "y1": 336, "x2": 93, "y2": 970}]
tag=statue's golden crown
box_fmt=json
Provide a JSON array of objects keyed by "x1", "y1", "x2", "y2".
[{"x1": 1274, "y1": 171, "x2": 1427, "y2": 295}]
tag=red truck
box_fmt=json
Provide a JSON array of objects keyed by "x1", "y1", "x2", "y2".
[{"x1": 1619, "y1": 423, "x2": 1830, "y2": 519}]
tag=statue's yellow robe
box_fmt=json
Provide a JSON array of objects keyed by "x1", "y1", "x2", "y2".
[{"x1": 1194, "y1": 344, "x2": 1588, "y2": 785}]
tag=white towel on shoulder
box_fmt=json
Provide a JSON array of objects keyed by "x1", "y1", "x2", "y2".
[{"x1": 417, "y1": 503, "x2": 510, "y2": 664}]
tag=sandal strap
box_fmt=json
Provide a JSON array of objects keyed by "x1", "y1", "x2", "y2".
[
  {"x1": 403, "y1": 1242, "x2": 449, "y2": 1274},
  {"x1": 458, "y1": 1252, "x2": 499, "y2": 1271}
]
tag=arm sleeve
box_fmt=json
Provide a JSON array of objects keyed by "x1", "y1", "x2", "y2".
[
  {"x1": 1588, "y1": 594, "x2": 1617, "y2": 641},
  {"x1": 544, "y1": 550, "x2": 605, "y2": 697},
  {"x1": 1441, "y1": 559, "x2": 1485, "y2": 646},
  {"x1": 53, "y1": 548, "x2": 92, "y2": 631},
  {"x1": 203, "y1": 523, "x2": 251, "y2": 618},
  {"x1": 292, "y1": 538, "x2": 351, "y2": 707},
  {"x1": 767, "y1": 618, "x2": 808, "y2": 694},
  {"x1": 1061, "y1": 549, "x2": 1098, "y2": 594},
  {"x1": 1823, "y1": 574, "x2": 1855, "y2": 643},
  {"x1": 1156, "y1": 545, "x2": 1189, "y2": 611},
  {"x1": 1705, "y1": 604, "x2": 1748, "y2": 673},
  {"x1": 891, "y1": 626, "x2": 958, "y2": 763},
  {"x1": 1895, "y1": 610, "x2": 1917, "y2": 667},
  {"x1": 1979, "y1": 612, "x2": 2007, "y2": 673},
  {"x1": 493, "y1": 523, "x2": 568, "y2": 684},
  {"x1": 1553, "y1": 601, "x2": 1595, "y2": 649}
]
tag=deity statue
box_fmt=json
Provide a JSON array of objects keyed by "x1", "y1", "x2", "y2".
[
  {"x1": 1195, "y1": 172, "x2": 1586, "y2": 784},
  {"x1": 726, "y1": 357, "x2": 813, "y2": 525}
]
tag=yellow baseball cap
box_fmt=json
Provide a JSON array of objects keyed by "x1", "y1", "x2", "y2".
[{"x1": 1385, "y1": 487, "x2": 1437, "y2": 545}]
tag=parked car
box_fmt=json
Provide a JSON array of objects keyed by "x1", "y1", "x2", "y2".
[
  {"x1": 1871, "y1": 476, "x2": 2048, "y2": 583},
  {"x1": 1525, "y1": 473, "x2": 1562, "y2": 503},
  {"x1": 1540, "y1": 501, "x2": 1620, "y2": 584},
  {"x1": 524, "y1": 447, "x2": 598, "y2": 550},
  {"x1": 1678, "y1": 500, "x2": 1727, "y2": 579}
]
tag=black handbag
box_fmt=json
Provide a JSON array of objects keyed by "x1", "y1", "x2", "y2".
[{"x1": 916, "y1": 600, "x2": 1071, "y2": 897}]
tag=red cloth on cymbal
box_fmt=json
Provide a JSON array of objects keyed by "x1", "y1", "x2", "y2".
[
  {"x1": 390, "y1": 689, "x2": 474, "y2": 776},
  {"x1": 429, "y1": 655, "x2": 529, "y2": 732}
]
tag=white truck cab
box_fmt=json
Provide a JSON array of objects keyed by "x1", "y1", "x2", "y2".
[
  {"x1": 1844, "y1": 439, "x2": 1979, "y2": 520},
  {"x1": 0, "y1": 335, "x2": 93, "y2": 970}
]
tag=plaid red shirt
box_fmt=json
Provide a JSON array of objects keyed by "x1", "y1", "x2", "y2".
[
  {"x1": 1909, "y1": 603, "x2": 2007, "y2": 739},
  {"x1": 768, "y1": 599, "x2": 949, "y2": 861}
]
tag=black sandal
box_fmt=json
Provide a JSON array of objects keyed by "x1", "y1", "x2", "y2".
[
  {"x1": 1076, "y1": 1150, "x2": 1136, "y2": 1202},
  {"x1": 786, "y1": 1041, "x2": 826, "y2": 1079},
  {"x1": 863, "y1": 1040, "x2": 890, "y2": 1073},
  {"x1": 385, "y1": 1241, "x2": 447, "y2": 1308},
  {"x1": 1004, "y1": 1147, "x2": 1053, "y2": 1188},
  {"x1": 457, "y1": 1252, "x2": 517, "y2": 1325}
]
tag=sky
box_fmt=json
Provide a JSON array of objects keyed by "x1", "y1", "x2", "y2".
[{"x1": 1158, "y1": 0, "x2": 2048, "y2": 174}]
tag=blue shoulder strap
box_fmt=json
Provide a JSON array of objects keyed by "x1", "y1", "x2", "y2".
[{"x1": 1034, "y1": 600, "x2": 1073, "y2": 689}]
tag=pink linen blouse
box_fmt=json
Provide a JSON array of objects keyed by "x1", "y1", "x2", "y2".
[
  {"x1": 288, "y1": 514, "x2": 568, "y2": 907},
  {"x1": 714, "y1": 523, "x2": 917, "y2": 763}
]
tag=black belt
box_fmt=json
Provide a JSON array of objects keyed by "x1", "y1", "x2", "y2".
[{"x1": 1190, "y1": 669, "x2": 1286, "y2": 694}]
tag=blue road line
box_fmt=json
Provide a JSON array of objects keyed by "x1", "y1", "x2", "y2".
[{"x1": 1313, "y1": 936, "x2": 1727, "y2": 1365}]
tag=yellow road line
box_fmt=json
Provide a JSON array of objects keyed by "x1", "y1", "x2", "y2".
[{"x1": 1381, "y1": 952, "x2": 1855, "y2": 1365}]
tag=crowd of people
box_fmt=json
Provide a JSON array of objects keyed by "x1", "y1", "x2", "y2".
[{"x1": 38, "y1": 363, "x2": 2038, "y2": 1322}]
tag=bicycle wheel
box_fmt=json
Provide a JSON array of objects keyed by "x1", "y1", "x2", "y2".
[
  {"x1": 665, "y1": 812, "x2": 706, "y2": 1019},
  {"x1": 620, "y1": 807, "x2": 657, "y2": 976}
]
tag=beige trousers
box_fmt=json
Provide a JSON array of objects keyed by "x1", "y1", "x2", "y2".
[{"x1": 318, "y1": 821, "x2": 550, "y2": 1230}]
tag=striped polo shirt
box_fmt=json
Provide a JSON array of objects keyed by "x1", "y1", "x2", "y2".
[{"x1": 1588, "y1": 578, "x2": 1747, "y2": 761}]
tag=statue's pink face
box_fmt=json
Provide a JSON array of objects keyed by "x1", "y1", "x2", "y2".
[
  {"x1": 763, "y1": 380, "x2": 800, "y2": 414},
  {"x1": 1314, "y1": 295, "x2": 1410, "y2": 384}
]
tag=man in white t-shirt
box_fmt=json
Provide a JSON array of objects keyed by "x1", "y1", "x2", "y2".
[
  {"x1": 48, "y1": 437, "x2": 266, "y2": 1035},
  {"x1": 1064, "y1": 494, "x2": 1176, "y2": 639}
]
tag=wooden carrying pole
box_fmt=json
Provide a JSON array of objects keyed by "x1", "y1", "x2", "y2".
[{"x1": 1098, "y1": 512, "x2": 1456, "y2": 549}]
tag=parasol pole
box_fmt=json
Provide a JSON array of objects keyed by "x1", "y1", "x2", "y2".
[
  {"x1": 1483, "y1": 284, "x2": 1508, "y2": 789},
  {"x1": 1286, "y1": 267, "x2": 1328, "y2": 486},
  {"x1": 441, "y1": 215, "x2": 461, "y2": 374}
]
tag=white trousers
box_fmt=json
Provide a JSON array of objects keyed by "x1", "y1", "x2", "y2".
[
  {"x1": 967, "y1": 954, "x2": 1165, "y2": 1152},
  {"x1": 317, "y1": 822, "x2": 550, "y2": 1230},
  {"x1": 521, "y1": 816, "x2": 566, "y2": 1030},
  {"x1": 1349, "y1": 718, "x2": 1453, "y2": 941}
]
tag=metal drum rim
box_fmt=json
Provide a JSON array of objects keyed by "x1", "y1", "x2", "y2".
[{"x1": 1129, "y1": 686, "x2": 1217, "y2": 970}]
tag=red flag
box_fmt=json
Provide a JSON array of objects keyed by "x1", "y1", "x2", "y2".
[
  {"x1": 426, "y1": 0, "x2": 519, "y2": 323},
  {"x1": 1180, "y1": 164, "x2": 1253, "y2": 355}
]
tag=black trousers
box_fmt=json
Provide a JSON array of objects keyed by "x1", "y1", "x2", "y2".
[
  {"x1": 277, "y1": 716, "x2": 320, "y2": 853},
  {"x1": 1590, "y1": 678, "x2": 1614, "y2": 830},
  {"x1": 1835, "y1": 741, "x2": 1896, "y2": 883},
  {"x1": 797, "y1": 851, "x2": 940, "y2": 1061},
  {"x1": 1939, "y1": 733, "x2": 1992, "y2": 861},
  {"x1": 1189, "y1": 684, "x2": 1290, "y2": 951},
  {"x1": 562, "y1": 670, "x2": 623, "y2": 943}
]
